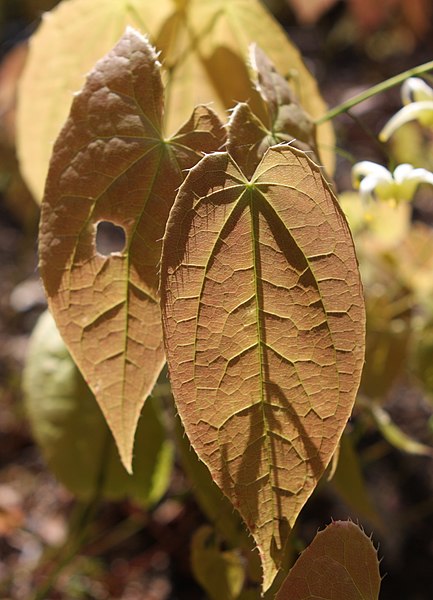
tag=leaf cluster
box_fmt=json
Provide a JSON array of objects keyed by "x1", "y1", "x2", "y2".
[{"x1": 18, "y1": 1, "x2": 381, "y2": 599}]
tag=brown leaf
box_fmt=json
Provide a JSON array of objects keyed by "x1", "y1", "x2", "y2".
[
  {"x1": 276, "y1": 521, "x2": 381, "y2": 600},
  {"x1": 39, "y1": 28, "x2": 225, "y2": 471},
  {"x1": 227, "y1": 102, "x2": 271, "y2": 179},
  {"x1": 160, "y1": 143, "x2": 365, "y2": 590},
  {"x1": 227, "y1": 48, "x2": 319, "y2": 180}
]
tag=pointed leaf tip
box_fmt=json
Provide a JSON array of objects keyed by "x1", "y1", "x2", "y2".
[
  {"x1": 124, "y1": 25, "x2": 146, "y2": 42},
  {"x1": 39, "y1": 29, "x2": 225, "y2": 472},
  {"x1": 161, "y1": 144, "x2": 365, "y2": 590}
]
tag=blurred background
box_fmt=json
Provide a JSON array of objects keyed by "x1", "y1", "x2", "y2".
[{"x1": 1, "y1": 1, "x2": 433, "y2": 598}]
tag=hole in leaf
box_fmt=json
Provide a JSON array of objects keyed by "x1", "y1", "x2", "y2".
[{"x1": 95, "y1": 221, "x2": 126, "y2": 256}]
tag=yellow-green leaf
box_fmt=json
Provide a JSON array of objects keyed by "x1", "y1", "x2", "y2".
[
  {"x1": 165, "y1": 0, "x2": 333, "y2": 165},
  {"x1": 17, "y1": 0, "x2": 334, "y2": 202},
  {"x1": 191, "y1": 525, "x2": 246, "y2": 600},
  {"x1": 275, "y1": 521, "x2": 381, "y2": 600},
  {"x1": 17, "y1": 0, "x2": 172, "y2": 201},
  {"x1": 160, "y1": 144, "x2": 365, "y2": 590},
  {"x1": 24, "y1": 310, "x2": 173, "y2": 506},
  {"x1": 38, "y1": 29, "x2": 225, "y2": 471}
]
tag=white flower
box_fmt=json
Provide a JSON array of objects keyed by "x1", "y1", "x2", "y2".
[
  {"x1": 379, "y1": 77, "x2": 433, "y2": 141},
  {"x1": 352, "y1": 161, "x2": 433, "y2": 204},
  {"x1": 401, "y1": 77, "x2": 433, "y2": 104}
]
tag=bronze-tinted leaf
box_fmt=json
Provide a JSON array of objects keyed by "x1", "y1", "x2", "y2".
[
  {"x1": 249, "y1": 46, "x2": 319, "y2": 157},
  {"x1": 39, "y1": 29, "x2": 225, "y2": 471},
  {"x1": 227, "y1": 49, "x2": 320, "y2": 180},
  {"x1": 160, "y1": 144, "x2": 365, "y2": 590},
  {"x1": 227, "y1": 103, "x2": 271, "y2": 179},
  {"x1": 175, "y1": 413, "x2": 252, "y2": 550},
  {"x1": 275, "y1": 520, "x2": 381, "y2": 600}
]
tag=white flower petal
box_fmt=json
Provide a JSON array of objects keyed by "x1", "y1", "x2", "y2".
[
  {"x1": 401, "y1": 78, "x2": 433, "y2": 105},
  {"x1": 351, "y1": 161, "x2": 433, "y2": 205},
  {"x1": 393, "y1": 163, "x2": 415, "y2": 182},
  {"x1": 404, "y1": 167, "x2": 433, "y2": 186},
  {"x1": 352, "y1": 161, "x2": 392, "y2": 187},
  {"x1": 358, "y1": 175, "x2": 383, "y2": 203},
  {"x1": 379, "y1": 100, "x2": 433, "y2": 141}
]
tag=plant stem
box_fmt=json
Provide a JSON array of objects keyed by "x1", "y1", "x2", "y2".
[{"x1": 316, "y1": 60, "x2": 433, "y2": 125}]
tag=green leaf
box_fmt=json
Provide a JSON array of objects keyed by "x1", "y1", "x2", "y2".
[
  {"x1": 275, "y1": 521, "x2": 381, "y2": 600},
  {"x1": 191, "y1": 525, "x2": 246, "y2": 600},
  {"x1": 411, "y1": 313, "x2": 433, "y2": 400},
  {"x1": 38, "y1": 29, "x2": 225, "y2": 471},
  {"x1": 17, "y1": 0, "x2": 334, "y2": 201},
  {"x1": 23, "y1": 310, "x2": 173, "y2": 506},
  {"x1": 160, "y1": 141, "x2": 365, "y2": 590}
]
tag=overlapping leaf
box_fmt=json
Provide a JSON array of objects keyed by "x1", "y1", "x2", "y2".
[
  {"x1": 17, "y1": 0, "x2": 334, "y2": 201},
  {"x1": 227, "y1": 47, "x2": 320, "y2": 180},
  {"x1": 157, "y1": 0, "x2": 331, "y2": 143},
  {"x1": 39, "y1": 28, "x2": 225, "y2": 471},
  {"x1": 275, "y1": 521, "x2": 381, "y2": 600},
  {"x1": 17, "y1": 0, "x2": 172, "y2": 201},
  {"x1": 160, "y1": 143, "x2": 365, "y2": 590}
]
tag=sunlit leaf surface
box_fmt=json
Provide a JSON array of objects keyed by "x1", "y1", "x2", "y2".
[
  {"x1": 226, "y1": 45, "x2": 319, "y2": 178},
  {"x1": 161, "y1": 144, "x2": 365, "y2": 590},
  {"x1": 39, "y1": 29, "x2": 224, "y2": 471},
  {"x1": 17, "y1": 0, "x2": 334, "y2": 201}
]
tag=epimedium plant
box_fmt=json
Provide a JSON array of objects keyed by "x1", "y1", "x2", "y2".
[
  {"x1": 35, "y1": 27, "x2": 366, "y2": 594},
  {"x1": 18, "y1": 0, "x2": 390, "y2": 598}
]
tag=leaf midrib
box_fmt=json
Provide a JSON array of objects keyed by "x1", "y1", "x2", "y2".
[{"x1": 249, "y1": 188, "x2": 275, "y2": 537}]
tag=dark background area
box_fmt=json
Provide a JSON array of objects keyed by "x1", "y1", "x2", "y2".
[{"x1": 1, "y1": 0, "x2": 433, "y2": 598}]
